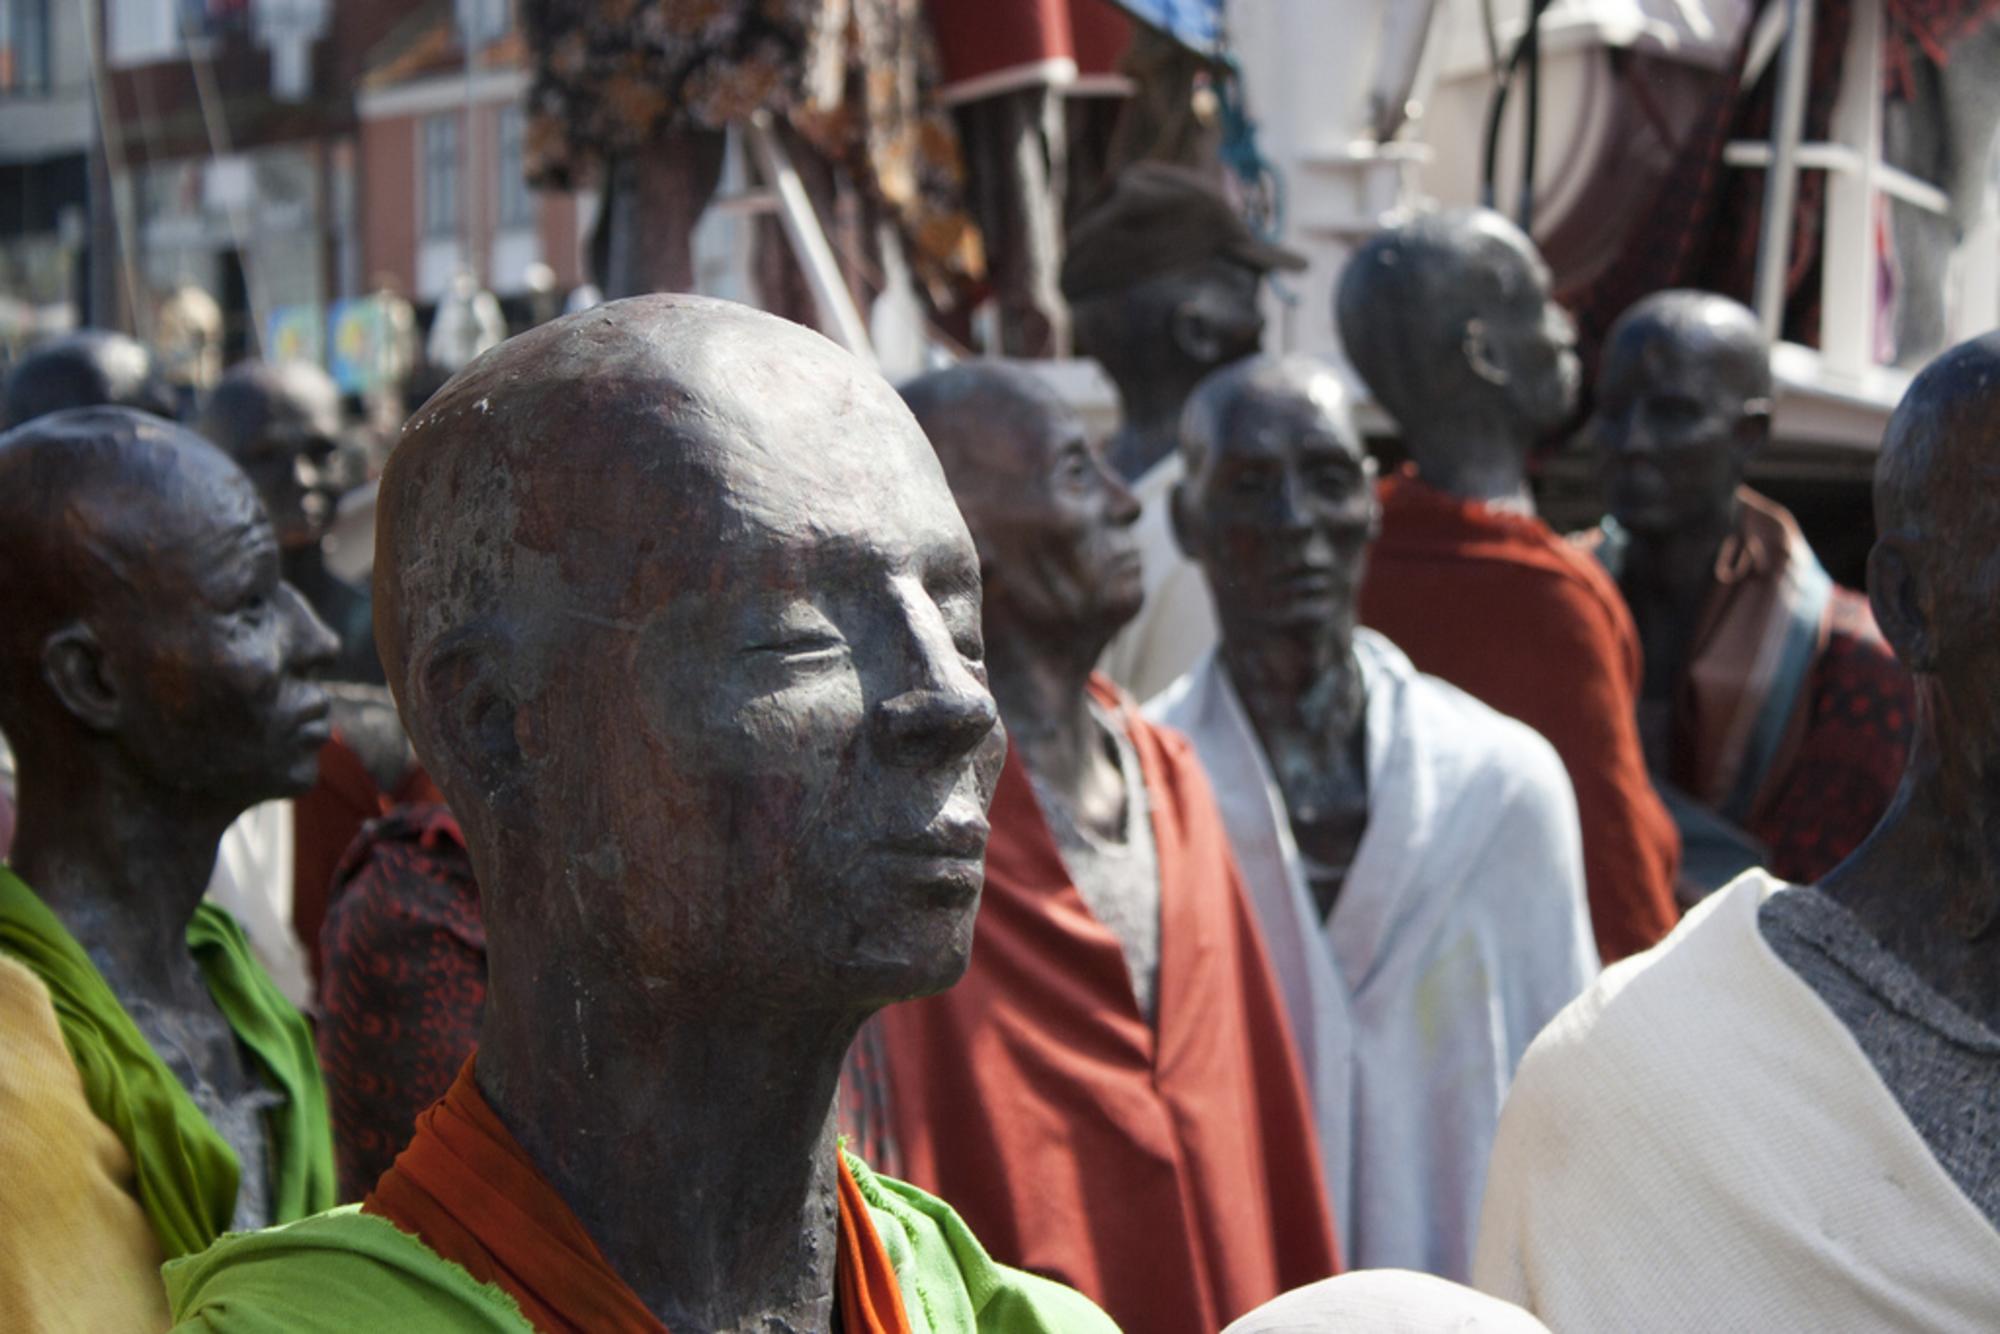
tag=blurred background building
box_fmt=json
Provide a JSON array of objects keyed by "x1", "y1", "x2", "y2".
[{"x1": 3, "y1": 0, "x2": 1995, "y2": 563}]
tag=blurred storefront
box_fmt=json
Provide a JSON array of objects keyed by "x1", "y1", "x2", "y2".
[
  {"x1": 89, "y1": 0, "x2": 407, "y2": 363},
  {"x1": 354, "y1": 0, "x2": 585, "y2": 325},
  {"x1": 0, "y1": 0, "x2": 92, "y2": 351}
]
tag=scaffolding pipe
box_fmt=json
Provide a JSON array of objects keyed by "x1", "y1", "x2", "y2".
[
  {"x1": 745, "y1": 112, "x2": 875, "y2": 363},
  {"x1": 1753, "y1": 0, "x2": 1815, "y2": 341}
]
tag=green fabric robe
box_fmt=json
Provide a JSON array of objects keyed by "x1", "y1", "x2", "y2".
[
  {"x1": 164, "y1": 1154, "x2": 1120, "y2": 1332},
  {"x1": 0, "y1": 865, "x2": 335, "y2": 1257}
]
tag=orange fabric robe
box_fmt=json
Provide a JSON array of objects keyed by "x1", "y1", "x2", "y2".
[
  {"x1": 875, "y1": 678, "x2": 1341, "y2": 1334},
  {"x1": 1359, "y1": 468, "x2": 1679, "y2": 960},
  {"x1": 364, "y1": 1059, "x2": 912, "y2": 1334}
]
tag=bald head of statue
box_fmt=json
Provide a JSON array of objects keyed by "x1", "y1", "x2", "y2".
[
  {"x1": 1870, "y1": 332, "x2": 2000, "y2": 730},
  {"x1": 201, "y1": 360, "x2": 345, "y2": 552},
  {"x1": 1811, "y1": 330, "x2": 2000, "y2": 964},
  {"x1": 0, "y1": 408, "x2": 338, "y2": 820},
  {"x1": 1335, "y1": 209, "x2": 1578, "y2": 469},
  {"x1": 901, "y1": 363, "x2": 1143, "y2": 662},
  {"x1": 2, "y1": 329, "x2": 177, "y2": 428},
  {"x1": 1172, "y1": 355, "x2": 1377, "y2": 654},
  {"x1": 1586, "y1": 290, "x2": 1773, "y2": 538},
  {"x1": 376, "y1": 295, "x2": 1004, "y2": 1014}
]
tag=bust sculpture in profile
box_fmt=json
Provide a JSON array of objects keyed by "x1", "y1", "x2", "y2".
[
  {"x1": 164, "y1": 295, "x2": 1115, "y2": 1334},
  {"x1": 0, "y1": 407, "x2": 338, "y2": 1328},
  {"x1": 1477, "y1": 331, "x2": 2000, "y2": 1330},
  {"x1": 1338, "y1": 208, "x2": 1677, "y2": 961}
]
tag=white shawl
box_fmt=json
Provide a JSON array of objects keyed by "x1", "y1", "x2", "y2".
[
  {"x1": 1474, "y1": 872, "x2": 2000, "y2": 1331},
  {"x1": 1222, "y1": 1271, "x2": 1550, "y2": 1334},
  {"x1": 1149, "y1": 632, "x2": 1596, "y2": 1280}
]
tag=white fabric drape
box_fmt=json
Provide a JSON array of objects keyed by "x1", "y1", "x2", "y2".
[
  {"x1": 1475, "y1": 871, "x2": 2000, "y2": 1331},
  {"x1": 1149, "y1": 631, "x2": 1596, "y2": 1279}
]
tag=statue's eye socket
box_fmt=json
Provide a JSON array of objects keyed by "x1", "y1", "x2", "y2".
[{"x1": 748, "y1": 636, "x2": 846, "y2": 663}]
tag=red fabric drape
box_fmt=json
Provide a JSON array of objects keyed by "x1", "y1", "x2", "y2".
[
  {"x1": 875, "y1": 677, "x2": 1340, "y2": 1334},
  {"x1": 1359, "y1": 470, "x2": 1680, "y2": 960},
  {"x1": 927, "y1": 0, "x2": 1132, "y2": 94}
]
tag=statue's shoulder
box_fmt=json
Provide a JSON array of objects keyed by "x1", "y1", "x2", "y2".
[
  {"x1": 164, "y1": 1207, "x2": 531, "y2": 1334},
  {"x1": 848, "y1": 1155, "x2": 1124, "y2": 1333}
]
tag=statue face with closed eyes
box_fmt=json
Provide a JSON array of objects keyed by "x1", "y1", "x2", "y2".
[{"x1": 378, "y1": 298, "x2": 1008, "y2": 1014}]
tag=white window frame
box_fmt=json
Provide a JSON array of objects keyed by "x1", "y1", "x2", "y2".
[{"x1": 421, "y1": 112, "x2": 462, "y2": 240}]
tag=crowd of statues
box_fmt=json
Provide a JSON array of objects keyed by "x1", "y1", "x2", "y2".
[{"x1": 0, "y1": 162, "x2": 1992, "y2": 1334}]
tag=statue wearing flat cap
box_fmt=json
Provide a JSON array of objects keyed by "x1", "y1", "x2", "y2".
[{"x1": 1073, "y1": 162, "x2": 1306, "y2": 702}]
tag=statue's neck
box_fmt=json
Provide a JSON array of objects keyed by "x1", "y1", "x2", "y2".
[
  {"x1": 986, "y1": 612, "x2": 1115, "y2": 806},
  {"x1": 1621, "y1": 502, "x2": 1740, "y2": 614},
  {"x1": 1106, "y1": 370, "x2": 1204, "y2": 482},
  {"x1": 1221, "y1": 623, "x2": 1366, "y2": 752},
  {"x1": 1402, "y1": 418, "x2": 1536, "y2": 514},
  {"x1": 477, "y1": 963, "x2": 857, "y2": 1333},
  {"x1": 9, "y1": 749, "x2": 230, "y2": 1001},
  {"x1": 1816, "y1": 689, "x2": 2000, "y2": 1030}
]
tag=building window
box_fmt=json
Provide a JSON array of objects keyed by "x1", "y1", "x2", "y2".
[
  {"x1": 422, "y1": 113, "x2": 461, "y2": 239},
  {"x1": 455, "y1": 0, "x2": 510, "y2": 49},
  {"x1": 0, "y1": 0, "x2": 51, "y2": 95},
  {"x1": 497, "y1": 105, "x2": 534, "y2": 230},
  {"x1": 107, "y1": 0, "x2": 191, "y2": 67}
]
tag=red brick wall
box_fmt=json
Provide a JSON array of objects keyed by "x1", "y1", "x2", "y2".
[
  {"x1": 541, "y1": 190, "x2": 581, "y2": 291},
  {"x1": 359, "y1": 113, "x2": 416, "y2": 295}
]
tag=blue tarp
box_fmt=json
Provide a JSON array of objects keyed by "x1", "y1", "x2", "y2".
[{"x1": 1104, "y1": 0, "x2": 1227, "y2": 55}]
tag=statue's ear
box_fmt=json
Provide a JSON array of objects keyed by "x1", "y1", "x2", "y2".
[
  {"x1": 1168, "y1": 476, "x2": 1202, "y2": 562},
  {"x1": 1170, "y1": 296, "x2": 1226, "y2": 367},
  {"x1": 1461, "y1": 317, "x2": 1510, "y2": 388},
  {"x1": 1868, "y1": 537, "x2": 1934, "y2": 673},
  {"x1": 1362, "y1": 453, "x2": 1384, "y2": 542},
  {"x1": 40, "y1": 623, "x2": 120, "y2": 734},
  {"x1": 1732, "y1": 395, "x2": 1773, "y2": 467},
  {"x1": 418, "y1": 621, "x2": 528, "y2": 818}
]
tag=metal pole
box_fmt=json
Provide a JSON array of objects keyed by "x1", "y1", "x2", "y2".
[
  {"x1": 463, "y1": 9, "x2": 478, "y2": 284},
  {"x1": 81, "y1": 0, "x2": 146, "y2": 336},
  {"x1": 1753, "y1": 0, "x2": 1815, "y2": 342},
  {"x1": 745, "y1": 112, "x2": 875, "y2": 364}
]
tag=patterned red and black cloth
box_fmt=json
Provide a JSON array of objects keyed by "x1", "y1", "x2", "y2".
[
  {"x1": 295, "y1": 733, "x2": 444, "y2": 990},
  {"x1": 1750, "y1": 587, "x2": 1914, "y2": 885},
  {"x1": 316, "y1": 802, "x2": 903, "y2": 1202},
  {"x1": 317, "y1": 804, "x2": 483, "y2": 1202}
]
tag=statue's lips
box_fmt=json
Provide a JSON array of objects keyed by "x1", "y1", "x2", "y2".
[
  {"x1": 1607, "y1": 466, "x2": 1672, "y2": 515},
  {"x1": 287, "y1": 690, "x2": 334, "y2": 747},
  {"x1": 874, "y1": 821, "x2": 991, "y2": 903},
  {"x1": 1273, "y1": 565, "x2": 1338, "y2": 596}
]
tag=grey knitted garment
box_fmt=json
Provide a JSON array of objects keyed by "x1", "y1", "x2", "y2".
[{"x1": 1761, "y1": 884, "x2": 2000, "y2": 1227}]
